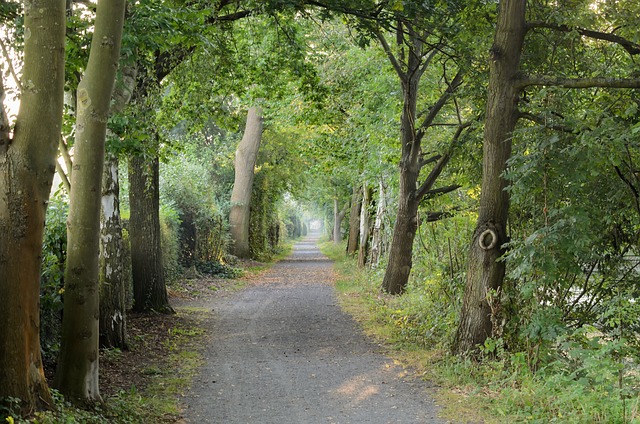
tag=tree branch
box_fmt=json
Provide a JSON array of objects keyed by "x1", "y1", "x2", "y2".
[
  {"x1": 415, "y1": 121, "x2": 471, "y2": 202},
  {"x1": 527, "y1": 21, "x2": 640, "y2": 56},
  {"x1": 374, "y1": 28, "x2": 407, "y2": 81},
  {"x1": 55, "y1": 160, "x2": 71, "y2": 193},
  {"x1": 518, "y1": 75, "x2": 640, "y2": 89},
  {"x1": 418, "y1": 153, "x2": 441, "y2": 169},
  {"x1": 423, "y1": 184, "x2": 461, "y2": 198},
  {"x1": 415, "y1": 70, "x2": 463, "y2": 144},
  {"x1": 518, "y1": 111, "x2": 575, "y2": 133},
  {"x1": 59, "y1": 136, "x2": 73, "y2": 179}
]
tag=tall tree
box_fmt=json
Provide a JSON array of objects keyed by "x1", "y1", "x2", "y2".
[
  {"x1": 0, "y1": 0, "x2": 66, "y2": 413},
  {"x1": 453, "y1": 0, "x2": 640, "y2": 355},
  {"x1": 453, "y1": 0, "x2": 526, "y2": 354},
  {"x1": 229, "y1": 106, "x2": 264, "y2": 258},
  {"x1": 377, "y1": 21, "x2": 467, "y2": 294},
  {"x1": 54, "y1": 0, "x2": 126, "y2": 404},
  {"x1": 99, "y1": 65, "x2": 137, "y2": 349}
]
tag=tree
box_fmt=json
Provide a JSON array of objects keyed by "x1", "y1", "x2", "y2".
[
  {"x1": 229, "y1": 106, "x2": 264, "y2": 258},
  {"x1": 376, "y1": 21, "x2": 468, "y2": 294},
  {"x1": 453, "y1": 0, "x2": 640, "y2": 355},
  {"x1": 346, "y1": 185, "x2": 362, "y2": 255},
  {"x1": 99, "y1": 65, "x2": 137, "y2": 349},
  {"x1": 54, "y1": 0, "x2": 126, "y2": 403},
  {"x1": 0, "y1": 0, "x2": 66, "y2": 413}
]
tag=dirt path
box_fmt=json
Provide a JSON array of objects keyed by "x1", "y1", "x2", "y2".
[{"x1": 180, "y1": 234, "x2": 444, "y2": 423}]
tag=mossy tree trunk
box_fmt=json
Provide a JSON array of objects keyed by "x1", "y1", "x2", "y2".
[
  {"x1": 0, "y1": 0, "x2": 66, "y2": 413},
  {"x1": 358, "y1": 185, "x2": 373, "y2": 268},
  {"x1": 54, "y1": 0, "x2": 126, "y2": 404}
]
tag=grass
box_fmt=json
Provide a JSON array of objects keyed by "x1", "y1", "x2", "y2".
[{"x1": 319, "y1": 240, "x2": 640, "y2": 424}]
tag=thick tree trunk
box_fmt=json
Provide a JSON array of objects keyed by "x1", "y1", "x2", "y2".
[
  {"x1": 55, "y1": 0, "x2": 126, "y2": 404},
  {"x1": 229, "y1": 107, "x2": 263, "y2": 258},
  {"x1": 381, "y1": 60, "x2": 421, "y2": 294},
  {"x1": 346, "y1": 185, "x2": 362, "y2": 255},
  {"x1": 381, "y1": 176, "x2": 420, "y2": 294},
  {"x1": 358, "y1": 186, "x2": 373, "y2": 268},
  {"x1": 453, "y1": 0, "x2": 526, "y2": 355},
  {"x1": 0, "y1": 0, "x2": 65, "y2": 413},
  {"x1": 129, "y1": 153, "x2": 173, "y2": 313},
  {"x1": 98, "y1": 155, "x2": 128, "y2": 349}
]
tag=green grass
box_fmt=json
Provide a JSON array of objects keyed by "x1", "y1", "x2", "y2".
[{"x1": 320, "y1": 241, "x2": 640, "y2": 424}]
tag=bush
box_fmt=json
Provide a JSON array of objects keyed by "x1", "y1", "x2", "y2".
[{"x1": 40, "y1": 195, "x2": 69, "y2": 362}]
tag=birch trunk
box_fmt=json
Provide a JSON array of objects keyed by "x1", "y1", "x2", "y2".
[{"x1": 358, "y1": 186, "x2": 373, "y2": 268}]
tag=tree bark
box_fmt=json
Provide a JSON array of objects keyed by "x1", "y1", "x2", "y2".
[
  {"x1": 346, "y1": 185, "x2": 362, "y2": 255},
  {"x1": 129, "y1": 152, "x2": 173, "y2": 313},
  {"x1": 378, "y1": 26, "x2": 463, "y2": 294},
  {"x1": 0, "y1": 0, "x2": 65, "y2": 413},
  {"x1": 229, "y1": 106, "x2": 263, "y2": 258},
  {"x1": 453, "y1": 0, "x2": 526, "y2": 355},
  {"x1": 54, "y1": 0, "x2": 126, "y2": 404},
  {"x1": 358, "y1": 185, "x2": 373, "y2": 268},
  {"x1": 98, "y1": 155, "x2": 128, "y2": 349},
  {"x1": 98, "y1": 65, "x2": 136, "y2": 350},
  {"x1": 369, "y1": 179, "x2": 387, "y2": 267},
  {"x1": 333, "y1": 197, "x2": 348, "y2": 243}
]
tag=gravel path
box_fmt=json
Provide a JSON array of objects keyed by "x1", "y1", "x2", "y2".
[{"x1": 180, "y1": 234, "x2": 444, "y2": 423}]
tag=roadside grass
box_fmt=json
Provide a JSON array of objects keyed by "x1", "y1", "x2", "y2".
[{"x1": 320, "y1": 241, "x2": 640, "y2": 424}]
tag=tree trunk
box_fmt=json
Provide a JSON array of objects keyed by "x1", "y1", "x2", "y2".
[
  {"x1": 179, "y1": 211, "x2": 197, "y2": 268},
  {"x1": 369, "y1": 179, "x2": 387, "y2": 267},
  {"x1": 0, "y1": 0, "x2": 65, "y2": 413},
  {"x1": 381, "y1": 52, "x2": 421, "y2": 294},
  {"x1": 333, "y1": 198, "x2": 347, "y2": 243},
  {"x1": 381, "y1": 179, "x2": 420, "y2": 294},
  {"x1": 99, "y1": 155, "x2": 128, "y2": 349},
  {"x1": 54, "y1": 0, "x2": 126, "y2": 404},
  {"x1": 229, "y1": 106, "x2": 263, "y2": 258},
  {"x1": 358, "y1": 186, "x2": 373, "y2": 268},
  {"x1": 98, "y1": 65, "x2": 136, "y2": 350},
  {"x1": 453, "y1": 0, "x2": 526, "y2": 355},
  {"x1": 346, "y1": 185, "x2": 362, "y2": 255},
  {"x1": 129, "y1": 152, "x2": 173, "y2": 313}
]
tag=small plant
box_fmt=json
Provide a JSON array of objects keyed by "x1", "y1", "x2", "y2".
[{"x1": 195, "y1": 260, "x2": 243, "y2": 278}]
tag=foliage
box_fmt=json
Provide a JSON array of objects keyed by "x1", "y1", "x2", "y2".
[
  {"x1": 40, "y1": 195, "x2": 69, "y2": 362},
  {"x1": 195, "y1": 261, "x2": 243, "y2": 279}
]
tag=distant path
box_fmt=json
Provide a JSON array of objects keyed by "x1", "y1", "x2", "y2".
[{"x1": 181, "y1": 234, "x2": 444, "y2": 423}]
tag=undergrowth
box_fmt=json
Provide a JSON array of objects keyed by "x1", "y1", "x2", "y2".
[{"x1": 320, "y1": 241, "x2": 640, "y2": 424}]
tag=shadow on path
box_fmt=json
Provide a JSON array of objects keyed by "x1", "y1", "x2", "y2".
[{"x1": 180, "y1": 233, "x2": 443, "y2": 423}]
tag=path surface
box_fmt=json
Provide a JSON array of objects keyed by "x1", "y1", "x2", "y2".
[{"x1": 181, "y1": 234, "x2": 444, "y2": 423}]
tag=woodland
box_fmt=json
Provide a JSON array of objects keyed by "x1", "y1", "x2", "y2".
[{"x1": 0, "y1": 0, "x2": 639, "y2": 422}]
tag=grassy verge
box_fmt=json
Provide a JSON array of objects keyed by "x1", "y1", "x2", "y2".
[{"x1": 320, "y1": 241, "x2": 640, "y2": 424}]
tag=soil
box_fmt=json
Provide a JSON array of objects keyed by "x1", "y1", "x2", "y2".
[{"x1": 179, "y1": 234, "x2": 445, "y2": 423}]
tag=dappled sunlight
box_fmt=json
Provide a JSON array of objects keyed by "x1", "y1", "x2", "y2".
[{"x1": 334, "y1": 375, "x2": 380, "y2": 403}]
